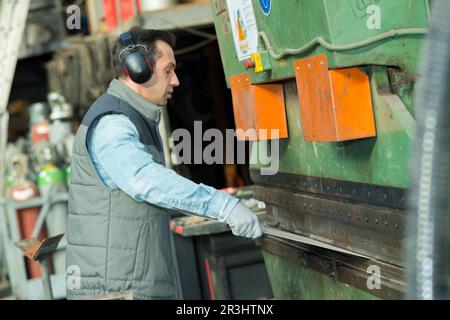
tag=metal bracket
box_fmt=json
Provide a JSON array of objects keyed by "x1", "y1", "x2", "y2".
[
  {"x1": 15, "y1": 234, "x2": 64, "y2": 300},
  {"x1": 251, "y1": 169, "x2": 407, "y2": 209}
]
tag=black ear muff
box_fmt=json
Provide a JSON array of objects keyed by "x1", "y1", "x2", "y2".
[
  {"x1": 123, "y1": 51, "x2": 152, "y2": 84},
  {"x1": 119, "y1": 32, "x2": 153, "y2": 84},
  {"x1": 145, "y1": 56, "x2": 153, "y2": 75}
]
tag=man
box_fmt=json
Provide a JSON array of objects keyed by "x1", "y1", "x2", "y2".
[{"x1": 66, "y1": 28, "x2": 264, "y2": 300}]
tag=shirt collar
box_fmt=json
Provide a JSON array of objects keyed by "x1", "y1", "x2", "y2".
[{"x1": 106, "y1": 79, "x2": 161, "y2": 123}]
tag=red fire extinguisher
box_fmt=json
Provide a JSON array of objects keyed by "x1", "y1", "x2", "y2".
[{"x1": 7, "y1": 178, "x2": 49, "y2": 279}]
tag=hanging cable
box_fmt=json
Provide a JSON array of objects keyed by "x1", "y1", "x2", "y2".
[{"x1": 259, "y1": 28, "x2": 428, "y2": 60}]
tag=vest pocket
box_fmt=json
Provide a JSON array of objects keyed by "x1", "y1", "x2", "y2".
[
  {"x1": 131, "y1": 221, "x2": 150, "y2": 281},
  {"x1": 132, "y1": 216, "x2": 174, "y2": 297}
]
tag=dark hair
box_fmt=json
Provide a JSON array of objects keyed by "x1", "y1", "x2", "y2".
[{"x1": 112, "y1": 27, "x2": 176, "y2": 79}]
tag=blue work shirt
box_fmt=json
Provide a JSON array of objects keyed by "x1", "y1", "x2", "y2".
[{"x1": 86, "y1": 114, "x2": 239, "y2": 221}]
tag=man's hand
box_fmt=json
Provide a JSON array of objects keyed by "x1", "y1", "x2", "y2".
[{"x1": 225, "y1": 202, "x2": 264, "y2": 239}]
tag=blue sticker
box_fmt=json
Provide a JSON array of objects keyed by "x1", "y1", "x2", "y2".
[{"x1": 259, "y1": 0, "x2": 271, "y2": 16}]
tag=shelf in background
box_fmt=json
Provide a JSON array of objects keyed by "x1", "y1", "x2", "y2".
[{"x1": 112, "y1": 2, "x2": 214, "y2": 35}]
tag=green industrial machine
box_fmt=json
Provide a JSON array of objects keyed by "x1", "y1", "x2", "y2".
[{"x1": 209, "y1": 0, "x2": 430, "y2": 299}]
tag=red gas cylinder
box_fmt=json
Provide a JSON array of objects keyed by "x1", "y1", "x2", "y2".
[
  {"x1": 30, "y1": 120, "x2": 50, "y2": 145},
  {"x1": 7, "y1": 179, "x2": 49, "y2": 279}
]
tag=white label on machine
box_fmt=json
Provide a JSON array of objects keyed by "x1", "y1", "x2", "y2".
[{"x1": 226, "y1": 0, "x2": 259, "y2": 61}]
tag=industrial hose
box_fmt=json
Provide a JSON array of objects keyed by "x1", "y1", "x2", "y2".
[
  {"x1": 259, "y1": 28, "x2": 428, "y2": 60},
  {"x1": 406, "y1": 1, "x2": 450, "y2": 300}
]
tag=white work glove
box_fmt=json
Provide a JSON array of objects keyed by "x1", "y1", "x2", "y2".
[{"x1": 225, "y1": 202, "x2": 264, "y2": 239}]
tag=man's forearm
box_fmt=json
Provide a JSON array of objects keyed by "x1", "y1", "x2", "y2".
[{"x1": 90, "y1": 114, "x2": 239, "y2": 220}]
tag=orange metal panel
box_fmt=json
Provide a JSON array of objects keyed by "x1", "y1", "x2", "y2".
[
  {"x1": 329, "y1": 68, "x2": 376, "y2": 140},
  {"x1": 254, "y1": 84, "x2": 288, "y2": 140},
  {"x1": 229, "y1": 74, "x2": 257, "y2": 141},
  {"x1": 294, "y1": 54, "x2": 376, "y2": 142},
  {"x1": 229, "y1": 74, "x2": 288, "y2": 141},
  {"x1": 294, "y1": 54, "x2": 335, "y2": 141}
]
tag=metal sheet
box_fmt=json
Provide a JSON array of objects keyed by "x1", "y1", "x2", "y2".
[{"x1": 264, "y1": 226, "x2": 370, "y2": 259}]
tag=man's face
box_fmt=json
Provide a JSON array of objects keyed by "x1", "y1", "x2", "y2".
[{"x1": 140, "y1": 40, "x2": 179, "y2": 106}]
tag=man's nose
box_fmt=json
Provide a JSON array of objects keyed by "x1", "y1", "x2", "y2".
[{"x1": 171, "y1": 72, "x2": 180, "y2": 87}]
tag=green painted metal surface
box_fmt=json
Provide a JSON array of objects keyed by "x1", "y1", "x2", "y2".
[
  {"x1": 250, "y1": 67, "x2": 415, "y2": 188},
  {"x1": 262, "y1": 250, "x2": 379, "y2": 299},
  {"x1": 211, "y1": 0, "x2": 429, "y2": 85},
  {"x1": 211, "y1": 0, "x2": 423, "y2": 188}
]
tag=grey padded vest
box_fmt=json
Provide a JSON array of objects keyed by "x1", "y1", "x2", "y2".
[{"x1": 66, "y1": 93, "x2": 175, "y2": 300}]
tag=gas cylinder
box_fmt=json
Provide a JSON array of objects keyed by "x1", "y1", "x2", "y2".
[
  {"x1": 48, "y1": 92, "x2": 75, "y2": 166},
  {"x1": 30, "y1": 141, "x2": 57, "y2": 175},
  {"x1": 37, "y1": 164, "x2": 68, "y2": 275},
  {"x1": 30, "y1": 120, "x2": 50, "y2": 145},
  {"x1": 29, "y1": 102, "x2": 50, "y2": 145},
  {"x1": 4, "y1": 140, "x2": 27, "y2": 193}
]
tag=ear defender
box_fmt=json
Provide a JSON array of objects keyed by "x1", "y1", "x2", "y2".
[{"x1": 119, "y1": 32, "x2": 153, "y2": 84}]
